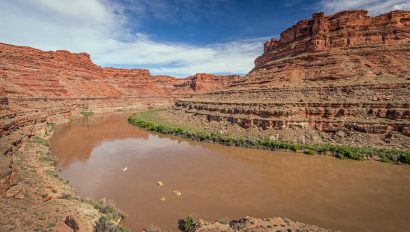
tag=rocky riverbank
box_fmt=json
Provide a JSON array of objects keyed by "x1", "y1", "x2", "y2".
[
  {"x1": 128, "y1": 109, "x2": 410, "y2": 164},
  {"x1": 2, "y1": 8, "x2": 409, "y2": 232},
  {"x1": 191, "y1": 216, "x2": 334, "y2": 232},
  {"x1": 0, "y1": 101, "x2": 130, "y2": 231},
  {"x1": 0, "y1": 40, "x2": 241, "y2": 231}
]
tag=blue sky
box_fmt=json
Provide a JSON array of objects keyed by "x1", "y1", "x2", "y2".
[
  {"x1": 115, "y1": 0, "x2": 316, "y2": 45},
  {"x1": 0, "y1": 0, "x2": 409, "y2": 77}
]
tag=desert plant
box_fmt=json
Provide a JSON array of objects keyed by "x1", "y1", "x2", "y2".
[
  {"x1": 32, "y1": 136, "x2": 49, "y2": 146},
  {"x1": 80, "y1": 111, "x2": 94, "y2": 117},
  {"x1": 184, "y1": 216, "x2": 196, "y2": 232},
  {"x1": 60, "y1": 193, "x2": 72, "y2": 200},
  {"x1": 128, "y1": 112, "x2": 410, "y2": 164},
  {"x1": 399, "y1": 153, "x2": 410, "y2": 164},
  {"x1": 94, "y1": 216, "x2": 127, "y2": 232},
  {"x1": 304, "y1": 150, "x2": 315, "y2": 155}
]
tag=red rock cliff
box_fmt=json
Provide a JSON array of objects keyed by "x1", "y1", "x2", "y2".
[
  {"x1": 256, "y1": 10, "x2": 410, "y2": 68},
  {"x1": 0, "y1": 43, "x2": 240, "y2": 98},
  {"x1": 171, "y1": 10, "x2": 410, "y2": 149}
]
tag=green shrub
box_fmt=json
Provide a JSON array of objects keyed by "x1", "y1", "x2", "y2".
[
  {"x1": 46, "y1": 170, "x2": 59, "y2": 178},
  {"x1": 128, "y1": 112, "x2": 410, "y2": 164},
  {"x1": 290, "y1": 144, "x2": 299, "y2": 152},
  {"x1": 94, "y1": 216, "x2": 128, "y2": 232},
  {"x1": 80, "y1": 111, "x2": 94, "y2": 117},
  {"x1": 305, "y1": 150, "x2": 315, "y2": 155},
  {"x1": 399, "y1": 153, "x2": 410, "y2": 164},
  {"x1": 38, "y1": 153, "x2": 54, "y2": 162},
  {"x1": 93, "y1": 200, "x2": 128, "y2": 232},
  {"x1": 32, "y1": 136, "x2": 49, "y2": 147},
  {"x1": 184, "y1": 216, "x2": 196, "y2": 232},
  {"x1": 93, "y1": 200, "x2": 127, "y2": 220},
  {"x1": 60, "y1": 193, "x2": 72, "y2": 200},
  {"x1": 334, "y1": 147, "x2": 362, "y2": 160},
  {"x1": 47, "y1": 122, "x2": 56, "y2": 130}
]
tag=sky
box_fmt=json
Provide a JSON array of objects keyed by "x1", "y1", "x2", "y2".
[{"x1": 0, "y1": 0, "x2": 409, "y2": 77}]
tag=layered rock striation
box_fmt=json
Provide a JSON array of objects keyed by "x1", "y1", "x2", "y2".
[
  {"x1": 0, "y1": 43, "x2": 240, "y2": 98},
  {"x1": 0, "y1": 41, "x2": 241, "y2": 165},
  {"x1": 172, "y1": 10, "x2": 410, "y2": 148},
  {"x1": 0, "y1": 42, "x2": 239, "y2": 207},
  {"x1": 256, "y1": 10, "x2": 410, "y2": 68},
  {"x1": 247, "y1": 10, "x2": 410, "y2": 88}
]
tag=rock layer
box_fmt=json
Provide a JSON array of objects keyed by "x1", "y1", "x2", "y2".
[
  {"x1": 0, "y1": 42, "x2": 241, "y2": 169},
  {"x1": 0, "y1": 42, "x2": 240, "y2": 231},
  {"x1": 172, "y1": 10, "x2": 410, "y2": 148},
  {"x1": 256, "y1": 10, "x2": 410, "y2": 69},
  {"x1": 0, "y1": 42, "x2": 241, "y2": 184},
  {"x1": 0, "y1": 42, "x2": 240, "y2": 98}
]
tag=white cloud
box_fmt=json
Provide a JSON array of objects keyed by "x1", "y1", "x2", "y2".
[
  {"x1": 0, "y1": 0, "x2": 264, "y2": 77},
  {"x1": 152, "y1": 40, "x2": 263, "y2": 75},
  {"x1": 319, "y1": 0, "x2": 410, "y2": 15}
]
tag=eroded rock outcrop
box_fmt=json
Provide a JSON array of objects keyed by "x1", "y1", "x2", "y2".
[
  {"x1": 246, "y1": 10, "x2": 410, "y2": 88},
  {"x1": 0, "y1": 42, "x2": 240, "y2": 231},
  {"x1": 172, "y1": 10, "x2": 410, "y2": 149},
  {"x1": 256, "y1": 10, "x2": 410, "y2": 68},
  {"x1": 0, "y1": 42, "x2": 241, "y2": 181},
  {"x1": 0, "y1": 43, "x2": 240, "y2": 99}
]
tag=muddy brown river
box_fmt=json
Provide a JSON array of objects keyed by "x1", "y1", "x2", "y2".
[{"x1": 51, "y1": 113, "x2": 410, "y2": 232}]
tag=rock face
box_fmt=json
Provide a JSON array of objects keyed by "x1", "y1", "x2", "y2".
[
  {"x1": 248, "y1": 10, "x2": 410, "y2": 88},
  {"x1": 0, "y1": 42, "x2": 240, "y2": 204},
  {"x1": 187, "y1": 73, "x2": 241, "y2": 92},
  {"x1": 0, "y1": 42, "x2": 241, "y2": 232},
  {"x1": 172, "y1": 10, "x2": 410, "y2": 148},
  {"x1": 0, "y1": 42, "x2": 241, "y2": 164},
  {"x1": 0, "y1": 43, "x2": 240, "y2": 99},
  {"x1": 256, "y1": 10, "x2": 410, "y2": 68},
  {"x1": 65, "y1": 215, "x2": 79, "y2": 232}
]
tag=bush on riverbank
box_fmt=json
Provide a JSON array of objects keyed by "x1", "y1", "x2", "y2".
[
  {"x1": 183, "y1": 216, "x2": 197, "y2": 232},
  {"x1": 32, "y1": 136, "x2": 49, "y2": 147},
  {"x1": 128, "y1": 111, "x2": 410, "y2": 164},
  {"x1": 93, "y1": 199, "x2": 128, "y2": 232},
  {"x1": 80, "y1": 111, "x2": 95, "y2": 117},
  {"x1": 94, "y1": 216, "x2": 128, "y2": 232}
]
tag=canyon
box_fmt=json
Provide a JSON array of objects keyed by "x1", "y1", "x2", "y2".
[
  {"x1": 171, "y1": 10, "x2": 410, "y2": 150},
  {"x1": 0, "y1": 9, "x2": 409, "y2": 232},
  {"x1": 0, "y1": 42, "x2": 239, "y2": 231}
]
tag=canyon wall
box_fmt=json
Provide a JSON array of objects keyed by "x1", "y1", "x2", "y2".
[
  {"x1": 0, "y1": 42, "x2": 240, "y2": 202},
  {"x1": 0, "y1": 41, "x2": 241, "y2": 161},
  {"x1": 0, "y1": 43, "x2": 240, "y2": 99},
  {"x1": 1, "y1": 9, "x2": 409, "y2": 231},
  {"x1": 172, "y1": 10, "x2": 410, "y2": 149},
  {"x1": 246, "y1": 10, "x2": 410, "y2": 88},
  {"x1": 256, "y1": 10, "x2": 410, "y2": 68},
  {"x1": 0, "y1": 40, "x2": 241, "y2": 165}
]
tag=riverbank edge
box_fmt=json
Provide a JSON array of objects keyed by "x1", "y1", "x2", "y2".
[
  {"x1": 184, "y1": 216, "x2": 335, "y2": 232},
  {"x1": 128, "y1": 109, "x2": 410, "y2": 164},
  {"x1": 1, "y1": 111, "x2": 129, "y2": 231},
  {"x1": 46, "y1": 112, "x2": 129, "y2": 231}
]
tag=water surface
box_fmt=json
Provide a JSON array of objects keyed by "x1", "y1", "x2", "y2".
[{"x1": 51, "y1": 113, "x2": 410, "y2": 231}]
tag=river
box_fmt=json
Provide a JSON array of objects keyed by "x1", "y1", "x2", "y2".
[{"x1": 51, "y1": 112, "x2": 410, "y2": 231}]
